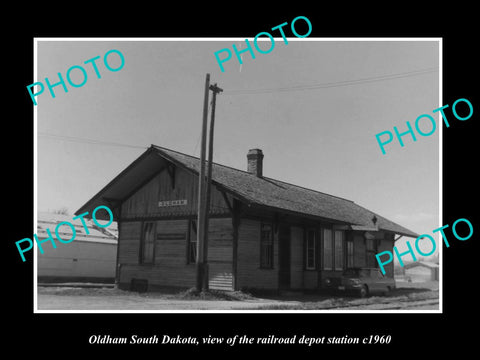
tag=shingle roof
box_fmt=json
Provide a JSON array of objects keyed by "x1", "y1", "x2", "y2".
[{"x1": 152, "y1": 145, "x2": 419, "y2": 238}]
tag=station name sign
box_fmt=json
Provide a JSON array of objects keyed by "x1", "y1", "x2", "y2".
[{"x1": 158, "y1": 199, "x2": 188, "y2": 207}]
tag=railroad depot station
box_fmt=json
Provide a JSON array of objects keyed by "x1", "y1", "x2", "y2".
[{"x1": 76, "y1": 145, "x2": 418, "y2": 292}]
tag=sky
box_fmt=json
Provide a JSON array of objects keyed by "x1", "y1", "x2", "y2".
[{"x1": 35, "y1": 39, "x2": 440, "y2": 255}]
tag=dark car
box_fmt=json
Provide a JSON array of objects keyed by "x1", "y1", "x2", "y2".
[{"x1": 325, "y1": 268, "x2": 395, "y2": 297}]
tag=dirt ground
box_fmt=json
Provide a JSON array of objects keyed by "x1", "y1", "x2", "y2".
[{"x1": 36, "y1": 280, "x2": 439, "y2": 311}]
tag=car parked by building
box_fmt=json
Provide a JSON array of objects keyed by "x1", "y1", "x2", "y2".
[{"x1": 325, "y1": 268, "x2": 395, "y2": 297}]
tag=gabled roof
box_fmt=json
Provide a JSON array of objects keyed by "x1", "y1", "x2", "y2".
[{"x1": 75, "y1": 145, "x2": 419, "y2": 238}]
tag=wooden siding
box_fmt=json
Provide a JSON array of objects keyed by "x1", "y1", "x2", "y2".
[
  {"x1": 121, "y1": 166, "x2": 231, "y2": 220},
  {"x1": 119, "y1": 219, "x2": 195, "y2": 289},
  {"x1": 237, "y1": 218, "x2": 279, "y2": 290},
  {"x1": 290, "y1": 226, "x2": 304, "y2": 289},
  {"x1": 117, "y1": 218, "x2": 234, "y2": 290},
  {"x1": 118, "y1": 221, "x2": 141, "y2": 264},
  {"x1": 353, "y1": 233, "x2": 367, "y2": 268},
  {"x1": 120, "y1": 263, "x2": 197, "y2": 289}
]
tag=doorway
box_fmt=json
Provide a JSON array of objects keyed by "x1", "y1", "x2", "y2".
[{"x1": 278, "y1": 225, "x2": 291, "y2": 289}]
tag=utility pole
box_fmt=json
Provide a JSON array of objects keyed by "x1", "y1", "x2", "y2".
[
  {"x1": 203, "y1": 83, "x2": 223, "y2": 291},
  {"x1": 196, "y1": 73, "x2": 210, "y2": 292}
]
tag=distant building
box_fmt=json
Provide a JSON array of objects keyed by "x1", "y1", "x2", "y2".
[
  {"x1": 403, "y1": 261, "x2": 439, "y2": 282},
  {"x1": 37, "y1": 212, "x2": 117, "y2": 283},
  {"x1": 75, "y1": 145, "x2": 418, "y2": 292}
]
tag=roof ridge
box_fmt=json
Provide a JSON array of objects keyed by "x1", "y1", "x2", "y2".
[{"x1": 151, "y1": 144, "x2": 256, "y2": 175}]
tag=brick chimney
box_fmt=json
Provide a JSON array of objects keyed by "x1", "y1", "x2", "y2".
[{"x1": 247, "y1": 149, "x2": 264, "y2": 177}]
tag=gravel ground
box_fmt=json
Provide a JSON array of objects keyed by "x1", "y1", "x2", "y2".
[{"x1": 36, "y1": 281, "x2": 439, "y2": 311}]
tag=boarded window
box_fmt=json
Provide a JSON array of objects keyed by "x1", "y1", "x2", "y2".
[
  {"x1": 306, "y1": 229, "x2": 316, "y2": 270},
  {"x1": 140, "y1": 222, "x2": 156, "y2": 264},
  {"x1": 260, "y1": 223, "x2": 274, "y2": 269},
  {"x1": 323, "y1": 228, "x2": 333, "y2": 270},
  {"x1": 334, "y1": 230, "x2": 344, "y2": 270},
  {"x1": 347, "y1": 240, "x2": 354, "y2": 268}
]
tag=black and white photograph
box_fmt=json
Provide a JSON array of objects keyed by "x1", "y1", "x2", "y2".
[
  {"x1": 9, "y1": 8, "x2": 479, "y2": 356},
  {"x1": 33, "y1": 38, "x2": 440, "y2": 312}
]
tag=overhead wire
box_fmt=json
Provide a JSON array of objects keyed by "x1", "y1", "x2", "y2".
[
  {"x1": 222, "y1": 67, "x2": 438, "y2": 96},
  {"x1": 38, "y1": 132, "x2": 148, "y2": 150},
  {"x1": 38, "y1": 67, "x2": 439, "y2": 151}
]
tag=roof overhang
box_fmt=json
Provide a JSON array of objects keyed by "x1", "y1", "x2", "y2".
[
  {"x1": 350, "y1": 225, "x2": 378, "y2": 232},
  {"x1": 75, "y1": 147, "x2": 169, "y2": 220}
]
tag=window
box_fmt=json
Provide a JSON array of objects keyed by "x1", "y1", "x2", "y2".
[
  {"x1": 260, "y1": 223, "x2": 274, "y2": 268},
  {"x1": 140, "y1": 221, "x2": 156, "y2": 264},
  {"x1": 188, "y1": 220, "x2": 197, "y2": 264},
  {"x1": 306, "y1": 229, "x2": 316, "y2": 270},
  {"x1": 347, "y1": 240, "x2": 354, "y2": 268},
  {"x1": 334, "y1": 230, "x2": 344, "y2": 270},
  {"x1": 323, "y1": 228, "x2": 333, "y2": 270}
]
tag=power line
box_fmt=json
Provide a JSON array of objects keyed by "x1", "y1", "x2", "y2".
[
  {"x1": 222, "y1": 67, "x2": 438, "y2": 96},
  {"x1": 38, "y1": 132, "x2": 148, "y2": 150}
]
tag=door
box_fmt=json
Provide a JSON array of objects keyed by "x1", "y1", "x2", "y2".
[
  {"x1": 290, "y1": 226, "x2": 304, "y2": 289},
  {"x1": 278, "y1": 225, "x2": 291, "y2": 289}
]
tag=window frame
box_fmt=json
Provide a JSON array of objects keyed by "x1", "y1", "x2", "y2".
[
  {"x1": 305, "y1": 228, "x2": 316, "y2": 270},
  {"x1": 346, "y1": 238, "x2": 354, "y2": 268},
  {"x1": 139, "y1": 221, "x2": 156, "y2": 265},
  {"x1": 323, "y1": 228, "x2": 333, "y2": 270},
  {"x1": 334, "y1": 230, "x2": 345, "y2": 271}
]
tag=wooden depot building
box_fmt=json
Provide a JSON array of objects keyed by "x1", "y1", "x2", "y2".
[{"x1": 75, "y1": 145, "x2": 418, "y2": 292}]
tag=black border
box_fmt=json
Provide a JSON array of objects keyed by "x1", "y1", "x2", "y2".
[{"x1": 9, "y1": 6, "x2": 479, "y2": 355}]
